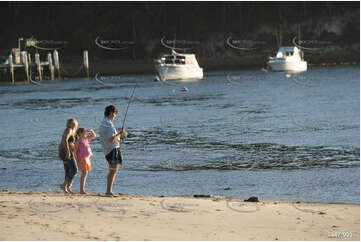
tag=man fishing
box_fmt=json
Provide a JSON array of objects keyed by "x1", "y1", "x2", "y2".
[
  {"x1": 99, "y1": 85, "x2": 136, "y2": 196},
  {"x1": 99, "y1": 105, "x2": 128, "y2": 197}
]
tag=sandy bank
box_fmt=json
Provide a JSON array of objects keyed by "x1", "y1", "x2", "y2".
[{"x1": 0, "y1": 190, "x2": 359, "y2": 240}]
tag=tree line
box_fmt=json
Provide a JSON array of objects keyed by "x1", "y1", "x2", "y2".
[{"x1": 0, "y1": 1, "x2": 359, "y2": 59}]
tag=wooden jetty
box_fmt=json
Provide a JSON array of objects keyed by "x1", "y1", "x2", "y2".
[{"x1": 0, "y1": 38, "x2": 90, "y2": 84}]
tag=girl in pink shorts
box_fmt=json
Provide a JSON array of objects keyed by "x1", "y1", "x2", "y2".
[{"x1": 75, "y1": 128, "x2": 96, "y2": 194}]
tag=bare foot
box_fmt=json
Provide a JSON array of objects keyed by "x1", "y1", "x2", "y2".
[
  {"x1": 105, "y1": 192, "x2": 118, "y2": 197},
  {"x1": 80, "y1": 191, "x2": 88, "y2": 195},
  {"x1": 66, "y1": 186, "x2": 74, "y2": 194},
  {"x1": 60, "y1": 184, "x2": 68, "y2": 194}
]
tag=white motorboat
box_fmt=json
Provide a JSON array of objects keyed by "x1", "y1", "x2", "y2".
[
  {"x1": 154, "y1": 50, "x2": 203, "y2": 80},
  {"x1": 268, "y1": 46, "x2": 307, "y2": 72}
]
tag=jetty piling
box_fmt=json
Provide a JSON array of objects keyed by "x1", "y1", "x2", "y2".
[
  {"x1": 53, "y1": 50, "x2": 60, "y2": 79},
  {"x1": 27, "y1": 53, "x2": 32, "y2": 72},
  {"x1": 47, "y1": 53, "x2": 54, "y2": 80},
  {"x1": 8, "y1": 54, "x2": 14, "y2": 84},
  {"x1": 27, "y1": 53, "x2": 32, "y2": 81},
  {"x1": 35, "y1": 53, "x2": 42, "y2": 81},
  {"x1": 21, "y1": 51, "x2": 29, "y2": 82},
  {"x1": 83, "y1": 50, "x2": 89, "y2": 78}
]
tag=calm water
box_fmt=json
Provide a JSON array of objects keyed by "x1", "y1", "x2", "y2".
[{"x1": 0, "y1": 65, "x2": 359, "y2": 203}]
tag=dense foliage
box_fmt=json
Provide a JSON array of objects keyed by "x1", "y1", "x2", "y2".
[{"x1": 0, "y1": 1, "x2": 359, "y2": 59}]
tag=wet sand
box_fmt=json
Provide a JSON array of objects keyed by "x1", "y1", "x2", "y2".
[{"x1": 0, "y1": 190, "x2": 359, "y2": 240}]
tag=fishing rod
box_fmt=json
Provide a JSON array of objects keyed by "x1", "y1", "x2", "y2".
[{"x1": 121, "y1": 84, "x2": 137, "y2": 131}]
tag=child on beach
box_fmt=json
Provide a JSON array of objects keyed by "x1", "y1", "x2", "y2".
[
  {"x1": 59, "y1": 118, "x2": 78, "y2": 194},
  {"x1": 75, "y1": 128, "x2": 96, "y2": 194}
]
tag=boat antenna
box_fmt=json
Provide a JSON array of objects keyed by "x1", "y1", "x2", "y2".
[
  {"x1": 173, "y1": 32, "x2": 176, "y2": 50},
  {"x1": 279, "y1": 24, "x2": 282, "y2": 47},
  {"x1": 121, "y1": 84, "x2": 137, "y2": 130},
  {"x1": 298, "y1": 24, "x2": 301, "y2": 45}
]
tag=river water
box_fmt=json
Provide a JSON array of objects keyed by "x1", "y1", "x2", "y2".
[{"x1": 0, "y1": 65, "x2": 359, "y2": 203}]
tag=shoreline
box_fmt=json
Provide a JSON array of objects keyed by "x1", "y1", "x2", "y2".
[
  {"x1": 0, "y1": 190, "x2": 359, "y2": 240},
  {"x1": 0, "y1": 57, "x2": 359, "y2": 83},
  {"x1": 59, "y1": 49, "x2": 360, "y2": 77},
  {"x1": 1, "y1": 189, "x2": 360, "y2": 206},
  {"x1": 66, "y1": 58, "x2": 360, "y2": 78}
]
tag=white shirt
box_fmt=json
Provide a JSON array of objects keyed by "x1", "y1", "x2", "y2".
[{"x1": 99, "y1": 117, "x2": 120, "y2": 155}]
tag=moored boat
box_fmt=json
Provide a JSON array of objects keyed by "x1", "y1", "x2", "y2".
[
  {"x1": 154, "y1": 50, "x2": 203, "y2": 80},
  {"x1": 268, "y1": 46, "x2": 307, "y2": 72}
]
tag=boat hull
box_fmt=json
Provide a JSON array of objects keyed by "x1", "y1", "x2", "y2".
[
  {"x1": 268, "y1": 61, "x2": 307, "y2": 72},
  {"x1": 155, "y1": 64, "x2": 203, "y2": 80}
]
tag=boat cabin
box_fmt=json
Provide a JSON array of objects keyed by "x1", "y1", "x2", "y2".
[
  {"x1": 275, "y1": 46, "x2": 304, "y2": 60},
  {"x1": 159, "y1": 53, "x2": 200, "y2": 67},
  {"x1": 162, "y1": 55, "x2": 186, "y2": 64}
]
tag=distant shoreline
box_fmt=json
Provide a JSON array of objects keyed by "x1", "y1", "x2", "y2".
[
  {"x1": 62, "y1": 55, "x2": 359, "y2": 79},
  {"x1": 0, "y1": 55, "x2": 359, "y2": 82}
]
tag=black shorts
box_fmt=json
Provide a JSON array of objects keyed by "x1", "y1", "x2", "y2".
[{"x1": 105, "y1": 148, "x2": 123, "y2": 165}]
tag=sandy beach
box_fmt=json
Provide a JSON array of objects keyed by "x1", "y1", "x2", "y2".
[{"x1": 0, "y1": 190, "x2": 359, "y2": 241}]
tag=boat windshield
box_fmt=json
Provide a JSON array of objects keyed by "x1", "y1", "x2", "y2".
[
  {"x1": 277, "y1": 51, "x2": 294, "y2": 58},
  {"x1": 162, "y1": 55, "x2": 186, "y2": 64}
]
